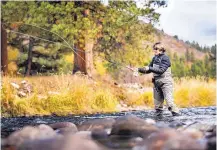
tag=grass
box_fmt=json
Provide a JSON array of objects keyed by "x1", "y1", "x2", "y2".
[
  {"x1": 174, "y1": 77, "x2": 216, "y2": 107},
  {"x1": 1, "y1": 75, "x2": 216, "y2": 117},
  {"x1": 123, "y1": 90, "x2": 153, "y2": 107},
  {"x1": 1, "y1": 75, "x2": 119, "y2": 117}
]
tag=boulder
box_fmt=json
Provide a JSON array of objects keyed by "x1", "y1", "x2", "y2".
[
  {"x1": 4, "y1": 125, "x2": 56, "y2": 148},
  {"x1": 134, "y1": 129, "x2": 206, "y2": 150},
  {"x1": 206, "y1": 136, "x2": 216, "y2": 150},
  {"x1": 183, "y1": 128, "x2": 203, "y2": 139},
  {"x1": 18, "y1": 134, "x2": 107, "y2": 150},
  {"x1": 49, "y1": 122, "x2": 77, "y2": 130},
  {"x1": 163, "y1": 136, "x2": 206, "y2": 150},
  {"x1": 110, "y1": 115, "x2": 158, "y2": 139},
  {"x1": 78, "y1": 118, "x2": 115, "y2": 131},
  {"x1": 55, "y1": 127, "x2": 77, "y2": 135}
]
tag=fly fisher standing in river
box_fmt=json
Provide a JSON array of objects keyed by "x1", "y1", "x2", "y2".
[{"x1": 135, "y1": 42, "x2": 181, "y2": 117}]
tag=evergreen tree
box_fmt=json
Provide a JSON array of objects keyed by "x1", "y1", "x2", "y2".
[
  {"x1": 190, "y1": 51, "x2": 195, "y2": 62},
  {"x1": 185, "y1": 48, "x2": 190, "y2": 62},
  {"x1": 2, "y1": 1, "x2": 166, "y2": 76}
]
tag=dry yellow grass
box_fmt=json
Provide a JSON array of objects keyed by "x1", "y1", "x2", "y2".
[
  {"x1": 123, "y1": 91, "x2": 153, "y2": 107},
  {"x1": 122, "y1": 77, "x2": 216, "y2": 108},
  {"x1": 1, "y1": 75, "x2": 119, "y2": 116},
  {"x1": 1, "y1": 75, "x2": 216, "y2": 117},
  {"x1": 174, "y1": 77, "x2": 216, "y2": 107}
]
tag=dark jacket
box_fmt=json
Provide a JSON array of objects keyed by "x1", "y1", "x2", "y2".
[{"x1": 139, "y1": 53, "x2": 171, "y2": 75}]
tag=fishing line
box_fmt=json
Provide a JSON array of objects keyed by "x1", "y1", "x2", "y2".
[
  {"x1": 7, "y1": 29, "x2": 70, "y2": 48},
  {"x1": 3, "y1": 22, "x2": 136, "y2": 72},
  {"x1": 2, "y1": 22, "x2": 86, "y2": 63}
]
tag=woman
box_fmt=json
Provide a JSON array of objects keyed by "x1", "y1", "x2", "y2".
[{"x1": 137, "y1": 42, "x2": 180, "y2": 116}]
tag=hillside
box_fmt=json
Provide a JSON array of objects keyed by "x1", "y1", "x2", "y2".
[{"x1": 154, "y1": 29, "x2": 206, "y2": 60}]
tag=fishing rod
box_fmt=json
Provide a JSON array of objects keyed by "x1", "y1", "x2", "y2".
[
  {"x1": 3, "y1": 22, "x2": 137, "y2": 72},
  {"x1": 106, "y1": 59, "x2": 136, "y2": 71},
  {"x1": 2, "y1": 22, "x2": 86, "y2": 63},
  {"x1": 7, "y1": 29, "x2": 136, "y2": 72}
]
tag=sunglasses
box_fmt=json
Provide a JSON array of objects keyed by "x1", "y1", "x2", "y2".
[{"x1": 153, "y1": 48, "x2": 159, "y2": 50}]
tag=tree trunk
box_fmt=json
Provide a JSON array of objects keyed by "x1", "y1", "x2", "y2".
[
  {"x1": 84, "y1": 37, "x2": 95, "y2": 77},
  {"x1": 73, "y1": 7, "x2": 95, "y2": 77},
  {"x1": 72, "y1": 37, "x2": 95, "y2": 77},
  {"x1": 25, "y1": 37, "x2": 34, "y2": 76},
  {"x1": 73, "y1": 42, "x2": 86, "y2": 74},
  {"x1": 1, "y1": 25, "x2": 8, "y2": 75}
]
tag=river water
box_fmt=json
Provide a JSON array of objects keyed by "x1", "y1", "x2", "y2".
[{"x1": 1, "y1": 106, "x2": 216, "y2": 138}]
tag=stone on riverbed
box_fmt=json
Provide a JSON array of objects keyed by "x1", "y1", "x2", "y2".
[
  {"x1": 48, "y1": 122, "x2": 78, "y2": 135},
  {"x1": 78, "y1": 118, "x2": 115, "y2": 131},
  {"x1": 133, "y1": 129, "x2": 206, "y2": 150},
  {"x1": 55, "y1": 127, "x2": 78, "y2": 135},
  {"x1": 1, "y1": 106, "x2": 216, "y2": 150},
  {"x1": 49, "y1": 122, "x2": 77, "y2": 130},
  {"x1": 3, "y1": 125, "x2": 57, "y2": 148},
  {"x1": 186, "y1": 123, "x2": 216, "y2": 132},
  {"x1": 110, "y1": 115, "x2": 158, "y2": 139},
  {"x1": 206, "y1": 136, "x2": 216, "y2": 150},
  {"x1": 18, "y1": 134, "x2": 108, "y2": 150},
  {"x1": 162, "y1": 135, "x2": 206, "y2": 150}
]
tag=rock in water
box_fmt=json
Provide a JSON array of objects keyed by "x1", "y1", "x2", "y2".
[
  {"x1": 78, "y1": 118, "x2": 115, "y2": 131},
  {"x1": 18, "y1": 134, "x2": 107, "y2": 150},
  {"x1": 49, "y1": 122, "x2": 77, "y2": 130},
  {"x1": 206, "y1": 137, "x2": 216, "y2": 150},
  {"x1": 110, "y1": 115, "x2": 158, "y2": 139},
  {"x1": 4, "y1": 125, "x2": 56, "y2": 148}
]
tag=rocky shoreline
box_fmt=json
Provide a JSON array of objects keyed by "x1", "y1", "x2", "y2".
[{"x1": 1, "y1": 106, "x2": 216, "y2": 150}]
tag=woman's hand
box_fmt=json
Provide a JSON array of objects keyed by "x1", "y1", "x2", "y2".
[{"x1": 138, "y1": 66, "x2": 149, "y2": 73}]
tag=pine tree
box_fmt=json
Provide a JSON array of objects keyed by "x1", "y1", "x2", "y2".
[
  {"x1": 185, "y1": 48, "x2": 190, "y2": 62},
  {"x1": 190, "y1": 51, "x2": 195, "y2": 62}
]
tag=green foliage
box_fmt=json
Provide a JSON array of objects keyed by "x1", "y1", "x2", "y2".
[
  {"x1": 173, "y1": 35, "x2": 179, "y2": 40},
  {"x1": 185, "y1": 49, "x2": 190, "y2": 62},
  {"x1": 2, "y1": 1, "x2": 163, "y2": 76},
  {"x1": 211, "y1": 44, "x2": 216, "y2": 56},
  {"x1": 170, "y1": 52, "x2": 215, "y2": 78},
  {"x1": 190, "y1": 51, "x2": 195, "y2": 62},
  {"x1": 3, "y1": 1, "x2": 214, "y2": 79},
  {"x1": 185, "y1": 41, "x2": 216, "y2": 54}
]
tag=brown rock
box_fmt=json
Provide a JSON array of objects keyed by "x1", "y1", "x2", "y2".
[
  {"x1": 73, "y1": 131, "x2": 92, "y2": 140},
  {"x1": 163, "y1": 136, "x2": 206, "y2": 150},
  {"x1": 206, "y1": 125, "x2": 216, "y2": 139},
  {"x1": 37, "y1": 124, "x2": 54, "y2": 132},
  {"x1": 110, "y1": 115, "x2": 158, "y2": 139},
  {"x1": 18, "y1": 134, "x2": 108, "y2": 150},
  {"x1": 55, "y1": 127, "x2": 77, "y2": 135},
  {"x1": 144, "y1": 129, "x2": 180, "y2": 150},
  {"x1": 5, "y1": 125, "x2": 56, "y2": 148},
  {"x1": 78, "y1": 118, "x2": 115, "y2": 131},
  {"x1": 91, "y1": 128, "x2": 109, "y2": 141},
  {"x1": 49, "y1": 122, "x2": 77, "y2": 130},
  {"x1": 188, "y1": 123, "x2": 216, "y2": 132},
  {"x1": 206, "y1": 136, "x2": 216, "y2": 150},
  {"x1": 135, "y1": 129, "x2": 206, "y2": 150},
  {"x1": 183, "y1": 128, "x2": 203, "y2": 139}
]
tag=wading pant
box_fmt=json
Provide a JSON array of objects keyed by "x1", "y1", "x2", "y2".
[{"x1": 153, "y1": 77, "x2": 179, "y2": 113}]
